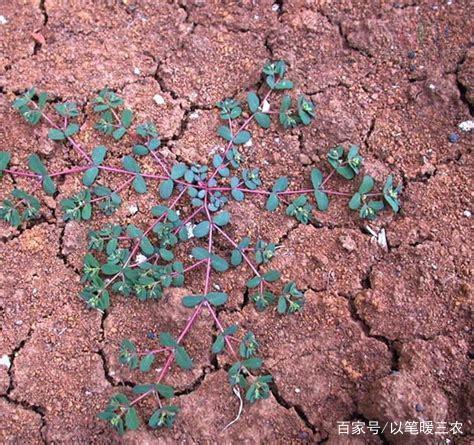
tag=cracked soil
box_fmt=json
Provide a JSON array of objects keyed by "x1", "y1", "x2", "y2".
[{"x1": 0, "y1": 0, "x2": 473, "y2": 444}]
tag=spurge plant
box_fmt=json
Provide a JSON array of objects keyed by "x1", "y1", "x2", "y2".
[{"x1": 0, "y1": 60, "x2": 402, "y2": 434}]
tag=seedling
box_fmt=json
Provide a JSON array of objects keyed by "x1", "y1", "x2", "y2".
[{"x1": 0, "y1": 60, "x2": 401, "y2": 434}]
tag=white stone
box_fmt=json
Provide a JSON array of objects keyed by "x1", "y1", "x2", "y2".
[
  {"x1": 458, "y1": 120, "x2": 474, "y2": 132},
  {"x1": 272, "y1": 4, "x2": 280, "y2": 12},
  {"x1": 294, "y1": 387, "x2": 301, "y2": 393},
  {"x1": 128, "y1": 204, "x2": 139, "y2": 215},
  {"x1": 0, "y1": 16, "x2": 7, "y2": 25},
  {"x1": 0, "y1": 355, "x2": 11, "y2": 369},
  {"x1": 189, "y1": 110, "x2": 200, "y2": 120},
  {"x1": 244, "y1": 138, "x2": 253, "y2": 147},
  {"x1": 428, "y1": 84, "x2": 436, "y2": 91},
  {"x1": 133, "y1": 67, "x2": 141, "y2": 75},
  {"x1": 185, "y1": 222, "x2": 195, "y2": 239},
  {"x1": 261, "y1": 99, "x2": 270, "y2": 113},
  {"x1": 153, "y1": 94, "x2": 166, "y2": 105},
  {"x1": 463, "y1": 210, "x2": 471, "y2": 218},
  {"x1": 135, "y1": 254, "x2": 147, "y2": 264}
]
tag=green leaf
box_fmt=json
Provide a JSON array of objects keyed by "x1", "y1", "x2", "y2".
[
  {"x1": 42, "y1": 176, "x2": 56, "y2": 195},
  {"x1": 125, "y1": 407, "x2": 139, "y2": 430},
  {"x1": 193, "y1": 221, "x2": 210, "y2": 238},
  {"x1": 311, "y1": 169, "x2": 323, "y2": 189},
  {"x1": 159, "y1": 332, "x2": 177, "y2": 348},
  {"x1": 48, "y1": 128, "x2": 66, "y2": 141},
  {"x1": 211, "y1": 255, "x2": 228, "y2": 272},
  {"x1": 266, "y1": 193, "x2": 279, "y2": 211},
  {"x1": 101, "y1": 263, "x2": 121, "y2": 275},
  {"x1": 64, "y1": 123, "x2": 79, "y2": 137},
  {"x1": 359, "y1": 175, "x2": 374, "y2": 194},
  {"x1": 175, "y1": 346, "x2": 193, "y2": 369},
  {"x1": 206, "y1": 292, "x2": 228, "y2": 306},
  {"x1": 217, "y1": 125, "x2": 232, "y2": 141},
  {"x1": 140, "y1": 236, "x2": 155, "y2": 256},
  {"x1": 247, "y1": 92, "x2": 260, "y2": 113},
  {"x1": 212, "y1": 334, "x2": 225, "y2": 354},
  {"x1": 121, "y1": 109, "x2": 133, "y2": 129},
  {"x1": 255, "y1": 112, "x2": 271, "y2": 129},
  {"x1": 247, "y1": 276, "x2": 262, "y2": 288},
  {"x1": 81, "y1": 203, "x2": 92, "y2": 220},
  {"x1": 182, "y1": 295, "x2": 204, "y2": 308},
  {"x1": 369, "y1": 200, "x2": 384, "y2": 211},
  {"x1": 127, "y1": 224, "x2": 143, "y2": 238},
  {"x1": 156, "y1": 384, "x2": 174, "y2": 399},
  {"x1": 122, "y1": 156, "x2": 140, "y2": 173},
  {"x1": 28, "y1": 154, "x2": 47, "y2": 176},
  {"x1": 233, "y1": 130, "x2": 251, "y2": 145},
  {"x1": 92, "y1": 146, "x2": 107, "y2": 165},
  {"x1": 113, "y1": 127, "x2": 127, "y2": 140},
  {"x1": 0, "y1": 152, "x2": 11, "y2": 171},
  {"x1": 132, "y1": 384, "x2": 154, "y2": 394},
  {"x1": 348, "y1": 192, "x2": 361, "y2": 210},
  {"x1": 83, "y1": 167, "x2": 99, "y2": 186},
  {"x1": 315, "y1": 190, "x2": 329, "y2": 211},
  {"x1": 275, "y1": 79, "x2": 294, "y2": 90},
  {"x1": 140, "y1": 354, "x2": 155, "y2": 372},
  {"x1": 159, "y1": 179, "x2": 174, "y2": 199},
  {"x1": 231, "y1": 249, "x2": 242, "y2": 266},
  {"x1": 277, "y1": 296, "x2": 287, "y2": 314},
  {"x1": 133, "y1": 175, "x2": 147, "y2": 194},
  {"x1": 273, "y1": 176, "x2": 289, "y2": 193},
  {"x1": 243, "y1": 357, "x2": 262, "y2": 369},
  {"x1": 212, "y1": 211, "x2": 230, "y2": 227},
  {"x1": 191, "y1": 247, "x2": 210, "y2": 260},
  {"x1": 231, "y1": 189, "x2": 244, "y2": 201},
  {"x1": 263, "y1": 270, "x2": 280, "y2": 282},
  {"x1": 170, "y1": 163, "x2": 187, "y2": 180}
]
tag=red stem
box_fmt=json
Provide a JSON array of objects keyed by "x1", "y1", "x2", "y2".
[{"x1": 213, "y1": 224, "x2": 260, "y2": 276}]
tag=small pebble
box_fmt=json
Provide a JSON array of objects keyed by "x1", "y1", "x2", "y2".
[
  {"x1": 0, "y1": 355, "x2": 11, "y2": 368},
  {"x1": 135, "y1": 254, "x2": 147, "y2": 264},
  {"x1": 294, "y1": 387, "x2": 301, "y2": 393},
  {"x1": 448, "y1": 132, "x2": 460, "y2": 143},
  {"x1": 272, "y1": 3, "x2": 280, "y2": 12},
  {"x1": 463, "y1": 210, "x2": 471, "y2": 218},
  {"x1": 299, "y1": 153, "x2": 311, "y2": 165},
  {"x1": 415, "y1": 403, "x2": 424, "y2": 413},
  {"x1": 407, "y1": 50, "x2": 416, "y2": 59},
  {"x1": 0, "y1": 15, "x2": 7, "y2": 25},
  {"x1": 261, "y1": 99, "x2": 271, "y2": 113},
  {"x1": 458, "y1": 120, "x2": 474, "y2": 132},
  {"x1": 133, "y1": 67, "x2": 141, "y2": 75},
  {"x1": 128, "y1": 204, "x2": 139, "y2": 215},
  {"x1": 153, "y1": 94, "x2": 165, "y2": 105},
  {"x1": 147, "y1": 332, "x2": 156, "y2": 339}
]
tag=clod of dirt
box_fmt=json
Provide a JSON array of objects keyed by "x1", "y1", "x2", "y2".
[{"x1": 359, "y1": 373, "x2": 448, "y2": 444}]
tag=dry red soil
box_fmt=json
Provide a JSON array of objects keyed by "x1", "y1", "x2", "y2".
[{"x1": 0, "y1": 1, "x2": 473, "y2": 444}]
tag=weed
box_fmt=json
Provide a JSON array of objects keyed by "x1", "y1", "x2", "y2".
[{"x1": 0, "y1": 60, "x2": 401, "y2": 434}]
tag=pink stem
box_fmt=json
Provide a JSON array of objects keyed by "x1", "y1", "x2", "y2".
[
  {"x1": 320, "y1": 169, "x2": 335, "y2": 188},
  {"x1": 213, "y1": 224, "x2": 260, "y2": 276},
  {"x1": 89, "y1": 177, "x2": 134, "y2": 203},
  {"x1": 172, "y1": 205, "x2": 204, "y2": 235},
  {"x1": 209, "y1": 88, "x2": 273, "y2": 181},
  {"x1": 98, "y1": 165, "x2": 167, "y2": 180},
  {"x1": 36, "y1": 106, "x2": 92, "y2": 162},
  {"x1": 205, "y1": 301, "x2": 238, "y2": 358},
  {"x1": 3, "y1": 169, "x2": 41, "y2": 179},
  {"x1": 49, "y1": 165, "x2": 91, "y2": 178}
]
